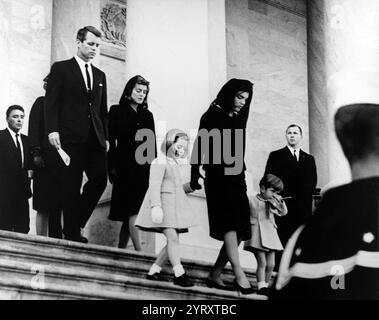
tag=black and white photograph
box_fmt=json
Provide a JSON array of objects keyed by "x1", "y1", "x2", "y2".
[{"x1": 0, "y1": 0, "x2": 378, "y2": 307}]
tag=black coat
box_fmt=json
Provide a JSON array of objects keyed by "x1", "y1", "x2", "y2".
[
  {"x1": 28, "y1": 96, "x2": 57, "y2": 212},
  {"x1": 271, "y1": 177, "x2": 379, "y2": 299},
  {"x1": 191, "y1": 104, "x2": 251, "y2": 241},
  {"x1": 0, "y1": 129, "x2": 31, "y2": 230},
  {"x1": 264, "y1": 147, "x2": 317, "y2": 242},
  {"x1": 108, "y1": 103, "x2": 156, "y2": 221},
  {"x1": 28, "y1": 97, "x2": 49, "y2": 150},
  {"x1": 44, "y1": 58, "x2": 108, "y2": 149},
  {"x1": 191, "y1": 104, "x2": 248, "y2": 176}
]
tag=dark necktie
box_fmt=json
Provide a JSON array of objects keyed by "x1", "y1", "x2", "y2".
[
  {"x1": 85, "y1": 63, "x2": 91, "y2": 93},
  {"x1": 293, "y1": 149, "x2": 298, "y2": 161},
  {"x1": 15, "y1": 133, "x2": 22, "y2": 168}
]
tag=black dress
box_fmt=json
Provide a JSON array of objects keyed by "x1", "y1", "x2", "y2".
[
  {"x1": 108, "y1": 103, "x2": 156, "y2": 222},
  {"x1": 191, "y1": 104, "x2": 251, "y2": 241}
]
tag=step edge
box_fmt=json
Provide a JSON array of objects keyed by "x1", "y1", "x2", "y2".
[{"x1": 0, "y1": 260, "x2": 262, "y2": 300}]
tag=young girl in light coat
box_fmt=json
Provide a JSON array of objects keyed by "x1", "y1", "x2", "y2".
[{"x1": 135, "y1": 129, "x2": 200, "y2": 287}]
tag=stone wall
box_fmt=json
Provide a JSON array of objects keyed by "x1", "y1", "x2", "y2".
[
  {"x1": 226, "y1": 0, "x2": 308, "y2": 191},
  {"x1": 0, "y1": 0, "x2": 52, "y2": 130}
]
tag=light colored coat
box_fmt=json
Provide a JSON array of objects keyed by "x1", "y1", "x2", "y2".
[
  {"x1": 244, "y1": 194, "x2": 288, "y2": 251},
  {"x1": 135, "y1": 157, "x2": 199, "y2": 233}
]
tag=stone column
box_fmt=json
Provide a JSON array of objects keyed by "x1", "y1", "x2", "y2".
[
  {"x1": 208, "y1": 0, "x2": 227, "y2": 100},
  {"x1": 307, "y1": 0, "x2": 379, "y2": 190},
  {"x1": 51, "y1": 0, "x2": 100, "y2": 63}
]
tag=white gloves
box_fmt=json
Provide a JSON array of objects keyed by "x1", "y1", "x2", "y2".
[
  {"x1": 48, "y1": 132, "x2": 61, "y2": 149},
  {"x1": 151, "y1": 206, "x2": 164, "y2": 224}
]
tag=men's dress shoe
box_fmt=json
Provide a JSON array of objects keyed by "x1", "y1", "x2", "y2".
[
  {"x1": 65, "y1": 234, "x2": 88, "y2": 243},
  {"x1": 173, "y1": 274, "x2": 194, "y2": 287},
  {"x1": 146, "y1": 273, "x2": 165, "y2": 281},
  {"x1": 205, "y1": 277, "x2": 233, "y2": 291},
  {"x1": 78, "y1": 235, "x2": 88, "y2": 243}
]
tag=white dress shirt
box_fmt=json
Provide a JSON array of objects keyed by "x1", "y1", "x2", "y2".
[
  {"x1": 287, "y1": 145, "x2": 300, "y2": 161},
  {"x1": 7, "y1": 127, "x2": 24, "y2": 167},
  {"x1": 74, "y1": 55, "x2": 93, "y2": 90}
]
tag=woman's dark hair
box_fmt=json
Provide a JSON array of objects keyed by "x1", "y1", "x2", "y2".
[
  {"x1": 259, "y1": 174, "x2": 284, "y2": 192},
  {"x1": 119, "y1": 75, "x2": 150, "y2": 109},
  {"x1": 212, "y1": 78, "x2": 254, "y2": 125},
  {"x1": 335, "y1": 103, "x2": 379, "y2": 162}
]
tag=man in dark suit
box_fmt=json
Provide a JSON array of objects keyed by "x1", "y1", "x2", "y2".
[
  {"x1": 0, "y1": 105, "x2": 31, "y2": 233},
  {"x1": 264, "y1": 124, "x2": 317, "y2": 252},
  {"x1": 44, "y1": 26, "x2": 108, "y2": 243}
]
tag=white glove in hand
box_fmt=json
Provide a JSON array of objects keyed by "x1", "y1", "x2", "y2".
[
  {"x1": 151, "y1": 206, "x2": 164, "y2": 224},
  {"x1": 48, "y1": 132, "x2": 61, "y2": 149}
]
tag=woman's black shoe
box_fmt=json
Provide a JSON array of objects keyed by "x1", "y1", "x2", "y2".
[
  {"x1": 233, "y1": 279, "x2": 256, "y2": 295},
  {"x1": 257, "y1": 287, "x2": 270, "y2": 296},
  {"x1": 173, "y1": 274, "x2": 194, "y2": 287},
  {"x1": 205, "y1": 278, "x2": 233, "y2": 291},
  {"x1": 146, "y1": 273, "x2": 164, "y2": 281}
]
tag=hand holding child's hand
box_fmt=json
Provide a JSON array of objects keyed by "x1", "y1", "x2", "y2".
[{"x1": 152, "y1": 206, "x2": 164, "y2": 224}]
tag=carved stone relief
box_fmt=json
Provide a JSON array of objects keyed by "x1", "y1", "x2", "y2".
[{"x1": 100, "y1": 0, "x2": 126, "y2": 61}]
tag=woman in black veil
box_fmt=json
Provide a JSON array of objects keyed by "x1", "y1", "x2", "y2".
[{"x1": 190, "y1": 78, "x2": 255, "y2": 294}]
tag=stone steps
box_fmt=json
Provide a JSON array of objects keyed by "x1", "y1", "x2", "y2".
[{"x1": 0, "y1": 231, "x2": 266, "y2": 300}]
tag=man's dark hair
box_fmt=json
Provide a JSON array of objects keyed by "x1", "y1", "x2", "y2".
[
  {"x1": 286, "y1": 124, "x2": 303, "y2": 136},
  {"x1": 335, "y1": 103, "x2": 379, "y2": 162},
  {"x1": 77, "y1": 26, "x2": 102, "y2": 42},
  {"x1": 6, "y1": 105, "x2": 24, "y2": 118}
]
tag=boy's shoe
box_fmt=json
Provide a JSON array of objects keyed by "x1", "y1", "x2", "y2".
[{"x1": 173, "y1": 274, "x2": 194, "y2": 287}]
